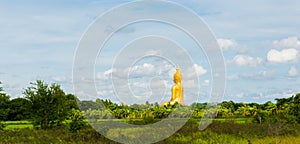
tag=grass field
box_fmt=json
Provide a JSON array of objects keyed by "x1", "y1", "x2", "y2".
[
  {"x1": 3, "y1": 118, "x2": 251, "y2": 130},
  {"x1": 1, "y1": 119, "x2": 300, "y2": 143},
  {"x1": 3, "y1": 120, "x2": 74, "y2": 130},
  {"x1": 4, "y1": 121, "x2": 33, "y2": 130}
]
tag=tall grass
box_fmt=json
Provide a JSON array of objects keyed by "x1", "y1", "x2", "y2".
[{"x1": 0, "y1": 120, "x2": 299, "y2": 144}]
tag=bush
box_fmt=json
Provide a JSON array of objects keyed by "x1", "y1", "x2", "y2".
[
  {"x1": 143, "y1": 116, "x2": 155, "y2": 124},
  {"x1": 68, "y1": 109, "x2": 86, "y2": 132},
  {"x1": 0, "y1": 121, "x2": 6, "y2": 130},
  {"x1": 253, "y1": 110, "x2": 267, "y2": 124}
]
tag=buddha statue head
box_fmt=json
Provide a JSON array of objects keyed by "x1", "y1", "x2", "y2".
[{"x1": 173, "y1": 65, "x2": 182, "y2": 84}]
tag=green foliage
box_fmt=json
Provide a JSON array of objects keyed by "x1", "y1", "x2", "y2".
[
  {"x1": 79, "y1": 100, "x2": 101, "y2": 111},
  {"x1": 8, "y1": 98, "x2": 32, "y2": 120},
  {"x1": 78, "y1": 93, "x2": 300, "y2": 125},
  {"x1": 292, "y1": 94, "x2": 300, "y2": 123},
  {"x1": 217, "y1": 101, "x2": 235, "y2": 118},
  {"x1": 0, "y1": 125, "x2": 117, "y2": 144},
  {"x1": 143, "y1": 115, "x2": 155, "y2": 124},
  {"x1": 0, "y1": 87, "x2": 10, "y2": 121},
  {"x1": 3, "y1": 78, "x2": 300, "y2": 126},
  {"x1": 263, "y1": 101, "x2": 277, "y2": 115},
  {"x1": 68, "y1": 109, "x2": 86, "y2": 132},
  {"x1": 23, "y1": 80, "x2": 73, "y2": 129},
  {"x1": 65, "y1": 94, "x2": 80, "y2": 111},
  {"x1": 234, "y1": 104, "x2": 257, "y2": 117},
  {"x1": 253, "y1": 109, "x2": 267, "y2": 124},
  {"x1": 83, "y1": 109, "x2": 113, "y2": 119},
  {"x1": 0, "y1": 121, "x2": 6, "y2": 130}
]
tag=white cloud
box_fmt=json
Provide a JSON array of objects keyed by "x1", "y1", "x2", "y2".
[
  {"x1": 52, "y1": 76, "x2": 68, "y2": 82},
  {"x1": 288, "y1": 66, "x2": 298, "y2": 77},
  {"x1": 229, "y1": 55, "x2": 263, "y2": 67},
  {"x1": 264, "y1": 92, "x2": 294, "y2": 99},
  {"x1": 97, "y1": 63, "x2": 156, "y2": 80},
  {"x1": 267, "y1": 49, "x2": 298, "y2": 63},
  {"x1": 192, "y1": 64, "x2": 207, "y2": 75},
  {"x1": 217, "y1": 38, "x2": 237, "y2": 51},
  {"x1": 241, "y1": 70, "x2": 275, "y2": 80},
  {"x1": 97, "y1": 68, "x2": 117, "y2": 80},
  {"x1": 273, "y1": 37, "x2": 300, "y2": 49},
  {"x1": 204, "y1": 80, "x2": 210, "y2": 84},
  {"x1": 236, "y1": 92, "x2": 244, "y2": 98},
  {"x1": 185, "y1": 80, "x2": 197, "y2": 89},
  {"x1": 184, "y1": 64, "x2": 207, "y2": 79},
  {"x1": 104, "y1": 68, "x2": 116, "y2": 76},
  {"x1": 202, "y1": 80, "x2": 210, "y2": 87},
  {"x1": 129, "y1": 63, "x2": 155, "y2": 76}
]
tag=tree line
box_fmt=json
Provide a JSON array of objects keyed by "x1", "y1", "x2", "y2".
[
  {"x1": 0, "y1": 80, "x2": 300, "y2": 130},
  {"x1": 80, "y1": 94, "x2": 300, "y2": 125}
]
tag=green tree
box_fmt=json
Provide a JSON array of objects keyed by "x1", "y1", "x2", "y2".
[
  {"x1": 8, "y1": 98, "x2": 32, "y2": 120},
  {"x1": 0, "y1": 87, "x2": 10, "y2": 121},
  {"x1": 263, "y1": 101, "x2": 277, "y2": 115},
  {"x1": 254, "y1": 109, "x2": 267, "y2": 124},
  {"x1": 65, "y1": 94, "x2": 80, "y2": 110},
  {"x1": 235, "y1": 104, "x2": 255, "y2": 117},
  {"x1": 79, "y1": 100, "x2": 101, "y2": 111},
  {"x1": 218, "y1": 101, "x2": 235, "y2": 118},
  {"x1": 218, "y1": 106, "x2": 232, "y2": 118},
  {"x1": 291, "y1": 93, "x2": 300, "y2": 123},
  {"x1": 275, "y1": 97, "x2": 293, "y2": 109},
  {"x1": 24, "y1": 80, "x2": 70, "y2": 129},
  {"x1": 0, "y1": 87, "x2": 8, "y2": 130}
]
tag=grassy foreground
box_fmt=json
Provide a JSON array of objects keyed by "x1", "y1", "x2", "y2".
[
  {"x1": 3, "y1": 118, "x2": 250, "y2": 130},
  {"x1": 1, "y1": 119, "x2": 300, "y2": 144}
]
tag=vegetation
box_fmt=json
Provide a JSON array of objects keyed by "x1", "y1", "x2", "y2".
[
  {"x1": 68, "y1": 109, "x2": 87, "y2": 132},
  {"x1": 0, "y1": 120, "x2": 300, "y2": 143},
  {"x1": 0, "y1": 87, "x2": 10, "y2": 121},
  {"x1": 1, "y1": 80, "x2": 300, "y2": 143},
  {"x1": 0, "y1": 121, "x2": 5, "y2": 130},
  {"x1": 23, "y1": 80, "x2": 78, "y2": 129}
]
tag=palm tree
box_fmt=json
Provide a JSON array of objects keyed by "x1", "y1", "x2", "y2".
[{"x1": 264, "y1": 101, "x2": 277, "y2": 115}]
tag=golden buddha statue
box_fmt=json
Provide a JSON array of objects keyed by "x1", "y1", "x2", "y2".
[{"x1": 162, "y1": 65, "x2": 184, "y2": 106}]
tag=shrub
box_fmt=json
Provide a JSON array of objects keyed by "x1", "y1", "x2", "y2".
[
  {"x1": 68, "y1": 109, "x2": 86, "y2": 132},
  {"x1": 0, "y1": 121, "x2": 6, "y2": 130},
  {"x1": 143, "y1": 116, "x2": 155, "y2": 124}
]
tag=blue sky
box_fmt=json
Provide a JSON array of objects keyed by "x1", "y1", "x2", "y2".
[{"x1": 1, "y1": 0, "x2": 300, "y2": 104}]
